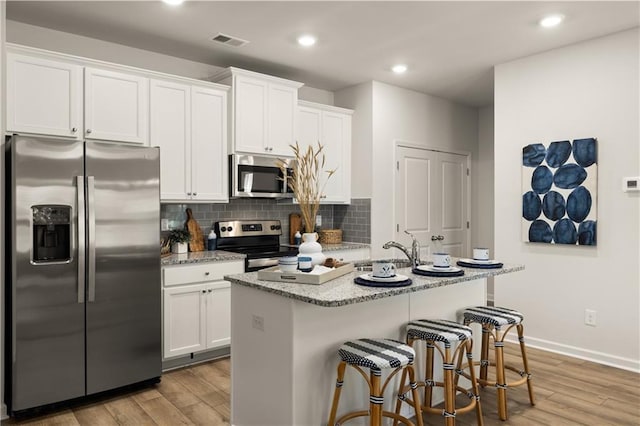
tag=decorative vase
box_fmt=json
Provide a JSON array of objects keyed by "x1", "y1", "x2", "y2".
[
  {"x1": 297, "y1": 232, "x2": 326, "y2": 266},
  {"x1": 171, "y1": 242, "x2": 188, "y2": 254}
]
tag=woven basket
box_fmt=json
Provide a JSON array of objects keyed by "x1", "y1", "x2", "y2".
[{"x1": 318, "y1": 229, "x2": 343, "y2": 244}]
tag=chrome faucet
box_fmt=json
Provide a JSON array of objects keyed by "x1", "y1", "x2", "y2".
[{"x1": 383, "y1": 230, "x2": 421, "y2": 268}]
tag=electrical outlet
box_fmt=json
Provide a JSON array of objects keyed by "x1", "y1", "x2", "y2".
[
  {"x1": 252, "y1": 315, "x2": 264, "y2": 331},
  {"x1": 316, "y1": 215, "x2": 322, "y2": 227},
  {"x1": 584, "y1": 309, "x2": 597, "y2": 327}
]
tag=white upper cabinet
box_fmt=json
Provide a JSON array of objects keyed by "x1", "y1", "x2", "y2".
[
  {"x1": 213, "y1": 67, "x2": 303, "y2": 157},
  {"x1": 84, "y1": 67, "x2": 149, "y2": 145},
  {"x1": 191, "y1": 86, "x2": 228, "y2": 201},
  {"x1": 297, "y1": 101, "x2": 353, "y2": 204},
  {"x1": 7, "y1": 53, "x2": 83, "y2": 139},
  {"x1": 150, "y1": 78, "x2": 228, "y2": 202},
  {"x1": 6, "y1": 47, "x2": 149, "y2": 145}
]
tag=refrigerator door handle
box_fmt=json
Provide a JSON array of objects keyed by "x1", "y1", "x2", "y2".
[
  {"x1": 77, "y1": 176, "x2": 86, "y2": 304},
  {"x1": 87, "y1": 176, "x2": 96, "y2": 302}
]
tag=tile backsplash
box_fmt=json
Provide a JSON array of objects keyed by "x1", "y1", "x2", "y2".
[{"x1": 161, "y1": 198, "x2": 371, "y2": 245}]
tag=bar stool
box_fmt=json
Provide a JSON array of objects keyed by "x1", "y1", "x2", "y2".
[
  {"x1": 396, "y1": 319, "x2": 483, "y2": 426},
  {"x1": 460, "y1": 306, "x2": 535, "y2": 421},
  {"x1": 327, "y1": 338, "x2": 424, "y2": 426}
]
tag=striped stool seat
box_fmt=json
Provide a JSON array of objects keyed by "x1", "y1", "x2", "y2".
[
  {"x1": 338, "y1": 338, "x2": 415, "y2": 371},
  {"x1": 462, "y1": 306, "x2": 524, "y2": 328},
  {"x1": 460, "y1": 305, "x2": 535, "y2": 421},
  {"x1": 407, "y1": 319, "x2": 473, "y2": 346},
  {"x1": 329, "y1": 338, "x2": 423, "y2": 426}
]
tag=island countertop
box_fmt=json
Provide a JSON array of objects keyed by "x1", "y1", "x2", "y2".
[{"x1": 225, "y1": 259, "x2": 524, "y2": 307}]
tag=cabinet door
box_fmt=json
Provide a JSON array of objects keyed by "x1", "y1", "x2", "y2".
[
  {"x1": 7, "y1": 53, "x2": 82, "y2": 139},
  {"x1": 191, "y1": 86, "x2": 228, "y2": 201},
  {"x1": 234, "y1": 75, "x2": 267, "y2": 154},
  {"x1": 297, "y1": 105, "x2": 322, "y2": 153},
  {"x1": 322, "y1": 111, "x2": 352, "y2": 203},
  {"x1": 150, "y1": 79, "x2": 191, "y2": 200},
  {"x1": 268, "y1": 83, "x2": 298, "y2": 156},
  {"x1": 163, "y1": 284, "x2": 207, "y2": 359},
  {"x1": 205, "y1": 282, "x2": 232, "y2": 349},
  {"x1": 85, "y1": 67, "x2": 149, "y2": 145}
]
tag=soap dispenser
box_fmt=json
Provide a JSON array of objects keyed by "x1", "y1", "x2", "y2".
[
  {"x1": 294, "y1": 230, "x2": 302, "y2": 246},
  {"x1": 207, "y1": 229, "x2": 217, "y2": 251}
]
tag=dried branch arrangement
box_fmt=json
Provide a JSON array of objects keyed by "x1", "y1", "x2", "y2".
[{"x1": 278, "y1": 142, "x2": 336, "y2": 233}]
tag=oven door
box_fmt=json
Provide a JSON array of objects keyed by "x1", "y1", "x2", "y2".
[{"x1": 230, "y1": 154, "x2": 293, "y2": 198}]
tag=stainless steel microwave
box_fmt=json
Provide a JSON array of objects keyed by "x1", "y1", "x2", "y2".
[{"x1": 230, "y1": 154, "x2": 294, "y2": 198}]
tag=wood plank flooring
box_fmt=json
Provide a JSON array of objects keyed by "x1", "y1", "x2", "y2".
[{"x1": 3, "y1": 345, "x2": 639, "y2": 425}]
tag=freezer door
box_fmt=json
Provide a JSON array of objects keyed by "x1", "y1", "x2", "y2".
[
  {"x1": 8, "y1": 137, "x2": 85, "y2": 412},
  {"x1": 84, "y1": 141, "x2": 161, "y2": 394}
]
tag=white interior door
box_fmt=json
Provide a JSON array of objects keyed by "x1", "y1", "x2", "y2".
[{"x1": 395, "y1": 145, "x2": 470, "y2": 261}]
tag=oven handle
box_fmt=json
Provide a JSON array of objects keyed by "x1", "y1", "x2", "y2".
[{"x1": 247, "y1": 257, "x2": 282, "y2": 270}]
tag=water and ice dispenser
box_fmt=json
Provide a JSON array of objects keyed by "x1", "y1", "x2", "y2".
[{"x1": 32, "y1": 205, "x2": 71, "y2": 263}]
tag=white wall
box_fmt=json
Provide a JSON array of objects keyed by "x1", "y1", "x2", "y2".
[
  {"x1": 370, "y1": 81, "x2": 478, "y2": 258},
  {"x1": 6, "y1": 20, "x2": 334, "y2": 103},
  {"x1": 1, "y1": 2, "x2": 6, "y2": 418},
  {"x1": 494, "y1": 28, "x2": 639, "y2": 371},
  {"x1": 334, "y1": 82, "x2": 373, "y2": 198},
  {"x1": 477, "y1": 106, "x2": 495, "y2": 300}
]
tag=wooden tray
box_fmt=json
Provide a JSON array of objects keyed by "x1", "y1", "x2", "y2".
[{"x1": 257, "y1": 262, "x2": 355, "y2": 285}]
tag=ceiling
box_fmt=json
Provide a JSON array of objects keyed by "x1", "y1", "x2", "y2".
[{"x1": 6, "y1": 1, "x2": 640, "y2": 107}]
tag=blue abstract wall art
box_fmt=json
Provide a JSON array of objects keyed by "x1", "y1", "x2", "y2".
[{"x1": 522, "y1": 138, "x2": 597, "y2": 245}]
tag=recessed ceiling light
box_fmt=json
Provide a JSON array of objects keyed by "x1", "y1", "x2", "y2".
[
  {"x1": 162, "y1": 0, "x2": 184, "y2": 6},
  {"x1": 392, "y1": 64, "x2": 408, "y2": 74},
  {"x1": 297, "y1": 35, "x2": 317, "y2": 47},
  {"x1": 539, "y1": 14, "x2": 564, "y2": 28}
]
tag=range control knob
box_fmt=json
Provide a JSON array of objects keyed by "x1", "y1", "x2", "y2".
[
  {"x1": 221, "y1": 226, "x2": 227, "y2": 232},
  {"x1": 270, "y1": 225, "x2": 276, "y2": 230},
  {"x1": 276, "y1": 225, "x2": 281, "y2": 230},
  {"x1": 227, "y1": 226, "x2": 233, "y2": 232}
]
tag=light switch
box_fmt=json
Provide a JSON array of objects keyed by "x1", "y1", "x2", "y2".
[{"x1": 623, "y1": 177, "x2": 640, "y2": 192}]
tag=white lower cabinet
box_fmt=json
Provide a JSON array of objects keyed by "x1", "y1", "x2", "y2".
[{"x1": 162, "y1": 261, "x2": 243, "y2": 360}]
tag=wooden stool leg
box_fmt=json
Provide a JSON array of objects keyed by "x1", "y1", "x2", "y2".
[
  {"x1": 370, "y1": 370, "x2": 383, "y2": 426},
  {"x1": 494, "y1": 332, "x2": 508, "y2": 421},
  {"x1": 443, "y1": 346, "x2": 455, "y2": 426},
  {"x1": 517, "y1": 324, "x2": 536, "y2": 406},
  {"x1": 393, "y1": 364, "x2": 409, "y2": 426},
  {"x1": 465, "y1": 340, "x2": 484, "y2": 426},
  {"x1": 424, "y1": 343, "x2": 434, "y2": 408},
  {"x1": 407, "y1": 365, "x2": 425, "y2": 426},
  {"x1": 480, "y1": 325, "x2": 491, "y2": 383},
  {"x1": 328, "y1": 361, "x2": 347, "y2": 426}
]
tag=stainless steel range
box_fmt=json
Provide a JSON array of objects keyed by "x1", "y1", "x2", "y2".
[{"x1": 214, "y1": 220, "x2": 298, "y2": 272}]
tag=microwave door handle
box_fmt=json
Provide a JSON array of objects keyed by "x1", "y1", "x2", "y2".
[
  {"x1": 87, "y1": 176, "x2": 96, "y2": 302},
  {"x1": 76, "y1": 176, "x2": 85, "y2": 304}
]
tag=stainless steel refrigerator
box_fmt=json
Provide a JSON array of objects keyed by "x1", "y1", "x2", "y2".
[{"x1": 5, "y1": 135, "x2": 161, "y2": 414}]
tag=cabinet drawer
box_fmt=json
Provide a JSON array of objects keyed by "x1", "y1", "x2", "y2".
[{"x1": 163, "y1": 261, "x2": 244, "y2": 287}]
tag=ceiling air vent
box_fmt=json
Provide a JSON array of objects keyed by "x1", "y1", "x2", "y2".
[{"x1": 210, "y1": 33, "x2": 249, "y2": 48}]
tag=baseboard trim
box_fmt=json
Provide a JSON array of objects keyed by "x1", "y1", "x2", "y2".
[{"x1": 505, "y1": 335, "x2": 640, "y2": 373}]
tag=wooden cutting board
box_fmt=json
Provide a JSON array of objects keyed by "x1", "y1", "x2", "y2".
[
  {"x1": 185, "y1": 208, "x2": 205, "y2": 252},
  {"x1": 289, "y1": 213, "x2": 302, "y2": 244}
]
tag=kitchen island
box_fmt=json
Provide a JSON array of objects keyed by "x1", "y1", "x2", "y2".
[{"x1": 226, "y1": 261, "x2": 523, "y2": 425}]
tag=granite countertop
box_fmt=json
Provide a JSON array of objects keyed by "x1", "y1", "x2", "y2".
[
  {"x1": 225, "y1": 259, "x2": 524, "y2": 307},
  {"x1": 161, "y1": 250, "x2": 246, "y2": 266},
  {"x1": 280, "y1": 242, "x2": 370, "y2": 251}
]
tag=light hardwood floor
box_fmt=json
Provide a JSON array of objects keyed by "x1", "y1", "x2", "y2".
[{"x1": 3, "y1": 344, "x2": 639, "y2": 425}]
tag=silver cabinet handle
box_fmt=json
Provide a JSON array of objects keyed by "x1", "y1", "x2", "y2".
[
  {"x1": 187, "y1": 192, "x2": 192, "y2": 196},
  {"x1": 72, "y1": 127, "x2": 78, "y2": 133},
  {"x1": 431, "y1": 235, "x2": 445, "y2": 241},
  {"x1": 87, "y1": 176, "x2": 96, "y2": 302},
  {"x1": 208, "y1": 289, "x2": 213, "y2": 293},
  {"x1": 205, "y1": 272, "x2": 210, "y2": 276},
  {"x1": 202, "y1": 290, "x2": 206, "y2": 294},
  {"x1": 76, "y1": 176, "x2": 86, "y2": 304},
  {"x1": 193, "y1": 192, "x2": 197, "y2": 196},
  {"x1": 86, "y1": 129, "x2": 92, "y2": 134}
]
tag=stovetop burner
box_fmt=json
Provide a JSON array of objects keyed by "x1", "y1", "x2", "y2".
[{"x1": 214, "y1": 219, "x2": 298, "y2": 271}]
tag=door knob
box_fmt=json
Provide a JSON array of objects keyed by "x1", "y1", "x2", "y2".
[
  {"x1": 86, "y1": 129, "x2": 92, "y2": 134},
  {"x1": 71, "y1": 127, "x2": 78, "y2": 133}
]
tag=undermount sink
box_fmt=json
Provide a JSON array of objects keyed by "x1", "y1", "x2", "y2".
[{"x1": 354, "y1": 259, "x2": 426, "y2": 272}]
